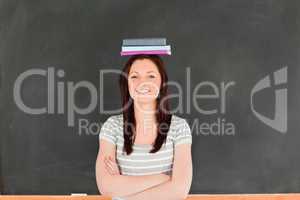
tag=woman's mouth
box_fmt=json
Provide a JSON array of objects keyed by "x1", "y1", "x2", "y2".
[{"x1": 136, "y1": 88, "x2": 151, "y2": 94}]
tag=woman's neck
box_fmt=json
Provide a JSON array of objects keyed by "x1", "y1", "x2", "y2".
[
  {"x1": 133, "y1": 101, "x2": 158, "y2": 134},
  {"x1": 134, "y1": 101, "x2": 156, "y2": 123}
]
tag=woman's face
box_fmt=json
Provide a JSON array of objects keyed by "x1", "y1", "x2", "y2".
[{"x1": 128, "y1": 59, "x2": 162, "y2": 104}]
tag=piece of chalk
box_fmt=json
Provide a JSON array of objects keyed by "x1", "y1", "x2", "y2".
[{"x1": 71, "y1": 193, "x2": 87, "y2": 196}]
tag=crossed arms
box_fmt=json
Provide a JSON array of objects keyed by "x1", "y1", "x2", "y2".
[{"x1": 95, "y1": 139, "x2": 193, "y2": 200}]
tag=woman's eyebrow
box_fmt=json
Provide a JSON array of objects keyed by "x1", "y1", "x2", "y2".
[
  {"x1": 130, "y1": 70, "x2": 156, "y2": 74},
  {"x1": 146, "y1": 71, "x2": 156, "y2": 73}
]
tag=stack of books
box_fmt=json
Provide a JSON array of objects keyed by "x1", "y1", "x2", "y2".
[{"x1": 120, "y1": 38, "x2": 171, "y2": 56}]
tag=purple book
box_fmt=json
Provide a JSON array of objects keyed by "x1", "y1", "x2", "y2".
[{"x1": 120, "y1": 50, "x2": 171, "y2": 56}]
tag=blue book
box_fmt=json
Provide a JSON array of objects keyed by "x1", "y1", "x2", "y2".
[{"x1": 122, "y1": 38, "x2": 167, "y2": 46}]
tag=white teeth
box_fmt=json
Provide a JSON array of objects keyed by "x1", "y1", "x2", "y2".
[{"x1": 136, "y1": 89, "x2": 150, "y2": 94}]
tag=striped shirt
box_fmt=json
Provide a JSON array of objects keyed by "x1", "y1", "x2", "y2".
[{"x1": 98, "y1": 114, "x2": 192, "y2": 176}]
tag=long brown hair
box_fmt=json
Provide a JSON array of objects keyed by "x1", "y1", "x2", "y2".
[{"x1": 119, "y1": 54, "x2": 172, "y2": 155}]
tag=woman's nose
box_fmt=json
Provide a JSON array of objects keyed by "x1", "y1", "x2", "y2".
[{"x1": 137, "y1": 77, "x2": 149, "y2": 85}]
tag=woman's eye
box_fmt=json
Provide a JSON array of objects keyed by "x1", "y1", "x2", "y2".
[
  {"x1": 130, "y1": 76, "x2": 137, "y2": 79},
  {"x1": 149, "y1": 75, "x2": 156, "y2": 78}
]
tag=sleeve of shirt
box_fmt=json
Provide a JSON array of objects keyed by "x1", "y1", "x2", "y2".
[
  {"x1": 98, "y1": 116, "x2": 118, "y2": 145},
  {"x1": 174, "y1": 118, "x2": 192, "y2": 146}
]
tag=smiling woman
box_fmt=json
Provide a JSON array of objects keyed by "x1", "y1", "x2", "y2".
[{"x1": 95, "y1": 54, "x2": 193, "y2": 200}]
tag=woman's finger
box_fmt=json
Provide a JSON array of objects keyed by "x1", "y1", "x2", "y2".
[
  {"x1": 104, "y1": 158, "x2": 114, "y2": 173},
  {"x1": 105, "y1": 163, "x2": 114, "y2": 175},
  {"x1": 105, "y1": 157, "x2": 119, "y2": 175},
  {"x1": 106, "y1": 157, "x2": 113, "y2": 170},
  {"x1": 110, "y1": 161, "x2": 120, "y2": 174},
  {"x1": 104, "y1": 159, "x2": 115, "y2": 175},
  {"x1": 108, "y1": 157, "x2": 118, "y2": 168},
  {"x1": 109, "y1": 157, "x2": 119, "y2": 168},
  {"x1": 108, "y1": 159, "x2": 116, "y2": 168},
  {"x1": 106, "y1": 159, "x2": 119, "y2": 175}
]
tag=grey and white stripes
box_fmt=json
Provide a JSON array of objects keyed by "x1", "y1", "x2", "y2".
[{"x1": 99, "y1": 114, "x2": 192, "y2": 176}]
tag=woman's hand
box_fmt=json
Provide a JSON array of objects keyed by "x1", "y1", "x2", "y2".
[{"x1": 104, "y1": 156, "x2": 120, "y2": 175}]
